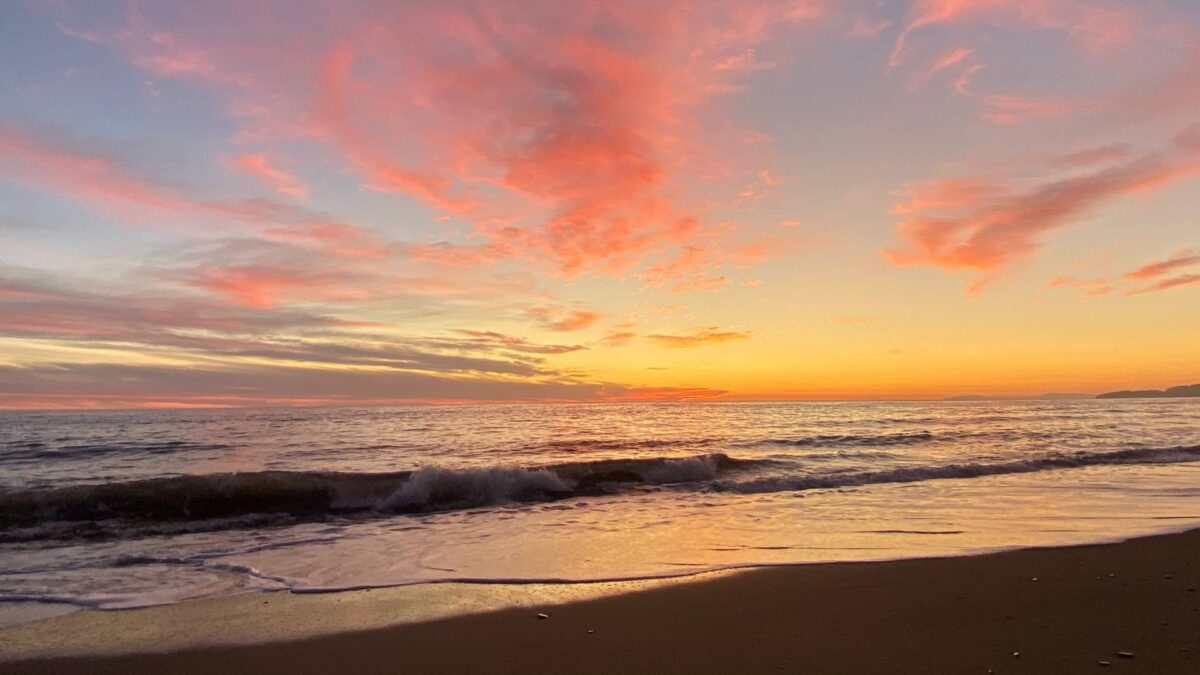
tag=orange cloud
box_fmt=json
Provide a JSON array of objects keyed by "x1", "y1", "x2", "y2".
[
  {"x1": 884, "y1": 127, "x2": 1200, "y2": 291},
  {"x1": 234, "y1": 153, "x2": 308, "y2": 199},
  {"x1": 890, "y1": 177, "x2": 1002, "y2": 216},
  {"x1": 646, "y1": 327, "x2": 751, "y2": 348},
  {"x1": 642, "y1": 245, "x2": 711, "y2": 286},
  {"x1": 599, "y1": 331, "x2": 636, "y2": 347},
  {"x1": 595, "y1": 386, "x2": 729, "y2": 402},
  {"x1": 450, "y1": 330, "x2": 586, "y2": 355},
  {"x1": 525, "y1": 306, "x2": 603, "y2": 332}
]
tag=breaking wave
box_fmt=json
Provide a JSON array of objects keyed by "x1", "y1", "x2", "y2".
[
  {"x1": 0, "y1": 453, "x2": 757, "y2": 540},
  {"x1": 2, "y1": 445, "x2": 1198, "y2": 542}
]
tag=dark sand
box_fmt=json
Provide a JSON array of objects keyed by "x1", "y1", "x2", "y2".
[{"x1": 7, "y1": 529, "x2": 1200, "y2": 674}]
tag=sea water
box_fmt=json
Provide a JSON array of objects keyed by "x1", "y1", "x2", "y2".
[{"x1": 1, "y1": 400, "x2": 1198, "y2": 623}]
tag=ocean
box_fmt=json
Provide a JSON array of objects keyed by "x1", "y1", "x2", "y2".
[{"x1": 1, "y1": 400, "x2": 1198, "y2": 626}]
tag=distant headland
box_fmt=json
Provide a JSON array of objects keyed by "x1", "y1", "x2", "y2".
[
  {"x1": 943, "y1": 384, "x2": 1200, "y2": 401},
  {"x1": 1096, "y1": 383, "x2": 1200, "y2": 399}
]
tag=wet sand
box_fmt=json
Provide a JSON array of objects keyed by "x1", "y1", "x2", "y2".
[{"x1": 5, "y1": 529, "x2": 1200, "y2": 674}]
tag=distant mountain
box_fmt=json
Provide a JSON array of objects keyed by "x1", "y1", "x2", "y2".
[
  {"x1": 1097, "y1": 384, "x2": 1200, "y2": 399},
  {"x1": 1038, "y1": 392, "x2": 1093, "y2": 400}
]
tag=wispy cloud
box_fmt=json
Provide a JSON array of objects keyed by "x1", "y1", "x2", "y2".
[
  {"x1": 1123, "y1": 248, "x2": 1200, "y2": 295},
  {"x1": 1127, "y1": 273, "x2": 1200, "y2": 295},
  {"x1": 890, "y1": 0, "x2": 1142, "y2": 70},
  {"x1": 981, "y1": 94, "x2": 1096, "y2": 125},
  {"x1": 884, "y1": 127, "x2": 1200, "y2": 293},
  {"x1": 1047, "y1": 247, "x2": 1200, "y2": 298},
  {"x1": 0, "y1": 122, "x2": 383, "y2": 256},
  {"x1": 1123, "y1": 247, "x2": 1200, "y2": 280},
  {"x1": 599, "y1": 331, "x2": 636, "y2": 347},
  {"x1": 234, "y1": 153, "x2": 308, "y2": 199},
  {"x1": 0, "y1": 362, "x2": 729, "y2": 409},
  {"x1": 0, "y1": 265, "x2": 729, "y2": 406},
  {"x1": 647, "y1": 327, "x2": 751, "y2": 348},
  {"x1": 918, "y1": 46, "x2": 975, "y2": 86},
  {"x1": 1046, "y1": 275, "x2": 1114, "y2": 297}
]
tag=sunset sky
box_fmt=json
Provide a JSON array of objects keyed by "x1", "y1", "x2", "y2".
[{"x1": 1, "y1": 0, "x2": 1198, "y2": 408}]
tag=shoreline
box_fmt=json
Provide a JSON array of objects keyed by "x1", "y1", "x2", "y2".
[{"x1": 4, "y1": 527, "x2": 1200, "y2": 673}]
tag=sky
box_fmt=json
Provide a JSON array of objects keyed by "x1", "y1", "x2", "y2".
[{"x1": 1, "y1": 0, "x2": 1198, "y2": 408}]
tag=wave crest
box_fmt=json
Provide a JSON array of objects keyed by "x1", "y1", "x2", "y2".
[
  {"x1": 2, "y1": 445, "x2": 1197, "y2": 541},
  {"x1": 0, "y1": 453, "x2": 755, "y2": 538}
]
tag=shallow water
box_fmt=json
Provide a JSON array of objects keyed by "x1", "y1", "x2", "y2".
[{"x1": 1, "y1": 400, "x2": 1198, "y2": 620}]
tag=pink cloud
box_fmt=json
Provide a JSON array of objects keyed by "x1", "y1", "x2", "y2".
[
  {"x1": 1115, "y1": 48, "x2": 1200, "y2": 124},
  {"x1": 639, "y1": 244, "x2": 733, "y2": 294},
  {"x1": 953, "y1": 63, "x2": 984, "y2": 95},
  {"x1": 981, "y1": 94, "x2": 1095, "y2": 125},
  {"x1": 1050, "y1": 144, "x2": 1134, "y2": 168},
  {"x1": 52, "y1": 1, "x2": 825, "y2": 289},
  {"x1": 0, "y1": 122, "x2": 384, "y2": 257},
  {"x1": 884, "y1": 127, "x2": 1200, "y2": 292},
  {"x1": 234, "y1": 153, "x2": 308, "y2": 199},
  {"x1": 184, "y1": 265, "x2": 348, "y2": 308},
  {"x1": 758, "y1": 169, "x2": 785, "y2": 186},
  {"x1": 847, "y1": 16, "x2": 892, "y2": 39},
  {"x1": 1124, "y1": 248, "x2": 1200, "y2": 281},
  {"x1": 0, "y1": 121, "x2": 188, "y2": 213},
  {"x1": 890, "y1": 0, "x2": 1142, "y2": 69},
  {"x1": 1127, "y1": 273, "x2": 1200, "y2": 295},
  {"x1": 919, "y1": 46, "x2": 976, "y2": 86},
  {"x1": 713, "y1": 48, "x2": 776, "y2": 73},
  {"x1": 1048, "y1": 247, "x2": 1200, "y2": 298}
]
